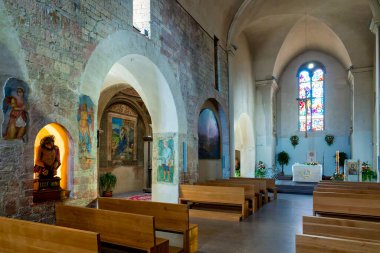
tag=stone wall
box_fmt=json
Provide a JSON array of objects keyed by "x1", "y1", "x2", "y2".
[{"x1": 0, "y1": 0, "x2": 229, "y2": 221}]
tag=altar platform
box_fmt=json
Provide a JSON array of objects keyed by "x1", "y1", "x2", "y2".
[{"x1": 276, "y1": 179, "x2": 317, "y2": 195}]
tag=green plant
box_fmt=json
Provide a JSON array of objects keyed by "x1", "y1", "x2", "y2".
[
  {"x1": 330, "y1": 172, "x2": 344, "y2": 181},
  {"x1": 325, "y1": 134, "x2": 334, "y2": 146},
  {"x1": 277, "y1": 151, "x2": 290, "y2": 176},
  {"x1": 290, "y1": 135, "x2": 299, "y2": 148},
  {"x1": 99, "y1": 172, "x2": 117, "y2": 193},
  {"x1": 255, "y1": 161, "x2": 266, "y2": 178},
  {"x1": 361, "y1": 162, "x2": 377, "y2": 182}
]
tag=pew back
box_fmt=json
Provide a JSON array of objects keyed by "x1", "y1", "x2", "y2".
[
  {"x1": 98, "y1": 197, "x2": 189, "y2": 233},
  {"x1": 56, "y1": 205, "x2": 160, "y2": 252},
  {"x1": 303, "y1": 216, "x2": 380, "y2": 242},
  {"x1": 296, "y1": 234, "x2": 380, "y2": 253},
  {"x1": 0, "y1": 216, "x2": 100, "y2": 253}
]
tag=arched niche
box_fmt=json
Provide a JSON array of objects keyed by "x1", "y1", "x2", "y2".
[
  {"x1": 80, "y1": 30, "x2": 187, "y2": 203},
  {"x1": 197, "y1": 98, "x2": 229, "y2": 181},
  {"x1": 34, "y1": 123, "x2": 73, "y2": 191}
]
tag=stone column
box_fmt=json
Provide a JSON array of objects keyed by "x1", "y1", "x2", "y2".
[
  {"x1": 348, "y1": 68, "x2": 374, "y2": 163},
  {"x1": 255, "y1": 79, "x2": 278, "y2": 171},
  {"x1": 371, "y1": 19, "x2": 380, "y2": 182}
]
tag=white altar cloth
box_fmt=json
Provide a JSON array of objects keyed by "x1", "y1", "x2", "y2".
[{"x1": 292, "y1": 163, "x2": 322, "y2": 182}]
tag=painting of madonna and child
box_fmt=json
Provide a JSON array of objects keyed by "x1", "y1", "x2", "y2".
[
  {"x1": 109, "y1": 114, "x2": 137, "y2": 165},
  {"x1": 2, "y1": 78, "x2": 29, "y2": 142},
  {"x1": 198, "y1": 108, "x2": 221, "y2": 159}
]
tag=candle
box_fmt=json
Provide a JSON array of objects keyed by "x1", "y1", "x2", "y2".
[{"x1": 336, "y1": 150, "x2": 340, "y2": 174}]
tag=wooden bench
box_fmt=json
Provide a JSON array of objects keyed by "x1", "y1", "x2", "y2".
[
  {"x1": 98, "y1": 197, "x2": 197, "y2": 253},
  {"x1": 313, "y1": 191, "x2": 380, "y2": 219},
  {"x1": 179, "y1": 184, "x2": 247, "y2": 222},
  {"x1": 296, "y1": 234, "x2": 380, "y2": 252},
  {"x1": 56, "y1": 204, "x2": 169, "y2": 253},
  {"x1": 198, "y1": 180, "x2": 259, "y2": 212},
  {"x1": 231, "y1": 177, "x2": 277, "y2": 200},
  {"x1": 303, "y1": 216, "x2": 380, "y2": 242},
  {"x1": 315, "y1": 186, "x2": 380, "y2": 195},
  {"x1": 221, "y1": 178, "x2": 269, "y2": 203},
  {"x1": 0, "y1": 216, "x2": 100, "y2": 253}
]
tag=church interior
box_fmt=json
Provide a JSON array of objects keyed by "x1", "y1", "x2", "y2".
[{"x1": 1, "y1": 0, "x2": 380, "y2": 252}]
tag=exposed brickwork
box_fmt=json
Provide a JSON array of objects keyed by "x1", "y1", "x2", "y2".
[{"x1": 0, "y1": 0, "x2": 229, "y2": 222}]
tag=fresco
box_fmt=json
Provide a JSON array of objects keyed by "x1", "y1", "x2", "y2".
[
  {"x1": 110, "y1": 115, "x2": 136, "y2": 164},
  {"x1": 78, "y1": 95, "x2": 94, "y2": 169},
  {"x1": 198, "y1": 108, "x2": 220, "y2": 159},
  {"x1": 157, "y1": 138, "x2": 174, "y2": 183},
  {"x1": 2, "y1": 78, "x2": 29, "y2": 141}
]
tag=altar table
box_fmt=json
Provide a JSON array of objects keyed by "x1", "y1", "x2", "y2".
[{"x1": 292, "y1": 163, "x2": 322, "y2": 182}]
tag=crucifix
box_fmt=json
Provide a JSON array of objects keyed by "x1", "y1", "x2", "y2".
[{"x1": 296, "y1": 97, "x2": 310, "y2": 138}]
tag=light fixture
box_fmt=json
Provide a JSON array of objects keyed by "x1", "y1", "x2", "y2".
[{"x1": 308, "y1": 63, "x2": 314, "y2": 69}]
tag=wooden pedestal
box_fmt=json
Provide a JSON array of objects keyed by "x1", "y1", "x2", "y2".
[{"x1": 33, "y1": 177, "x2": 64, "y2": 203}]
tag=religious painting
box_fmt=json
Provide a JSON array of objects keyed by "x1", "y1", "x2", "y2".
[
  {"x1": 2, "y1": 78, "x2": 29, "y2": 142},
  {"x1": 344, "y1": 160, "x2": 360, "y2": 182},
  {"x1": 108, "y1": 112, "x2": 137, "y2": 165},
  {"x1": 78, "y1": 95, "x2": 95, "y2": 170},
  {"x1": 157, "y1": 138, "x2": 174, "y2": 183},
  {"x1": 198, "y1": 108, "x2": 220, "y2": 159}
]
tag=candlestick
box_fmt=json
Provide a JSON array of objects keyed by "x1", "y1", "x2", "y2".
[{"x1": 336, "y1": 150, "x2": 340, "y2": 174}]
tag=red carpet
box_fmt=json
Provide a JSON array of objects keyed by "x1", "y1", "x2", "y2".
[{"x1": 125, "y1": 193, "x2": 151, "y2": 201}]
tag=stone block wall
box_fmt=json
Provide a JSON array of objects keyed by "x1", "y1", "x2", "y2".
[{"x1": 0, "y1": 0, "x2": 229, "y2": 221}]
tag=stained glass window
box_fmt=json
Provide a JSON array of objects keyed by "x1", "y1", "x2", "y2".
[{"x1": 298, "y1": 63, "x2": 325, "y2": 132}]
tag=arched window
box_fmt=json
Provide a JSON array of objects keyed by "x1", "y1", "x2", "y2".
[{"x1": 298, "y1": 62, "x2": 325, "y2": 132}]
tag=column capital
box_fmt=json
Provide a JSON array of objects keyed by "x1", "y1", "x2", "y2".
[
  {"x1": 370, "y1": 18, "x2": 380, "y2": 34},
  {"x1": 256, "y1": 78, "x2": 278, "y2": 91}
]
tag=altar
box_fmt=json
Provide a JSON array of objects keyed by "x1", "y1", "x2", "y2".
[{"x1": 292, "y1": 163, "x2": 322, "y2": 182}]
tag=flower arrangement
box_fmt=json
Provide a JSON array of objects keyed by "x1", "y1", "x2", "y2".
[
  {"x1": 361, "y1": 162, "x2": 377, "y2": 182},
  {"x1": 290, "y1": 135, "x2": 299, "y2": 148},
  {"x1": 255, "y1": 161, "x2": 266, "y2": 178},
  {"x1": 305, "y1": 162, "x2": 319, "y2": 165},
  {"x1": 325, "y1": 134, "x2": 334, "y2": 146},
  {"x1": 330, "y1": 172, "x2": 344, "y2": 181}
]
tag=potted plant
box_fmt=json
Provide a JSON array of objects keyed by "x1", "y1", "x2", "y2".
[
  {"x1": 277, "y1": 151, "x2": 290, "y2": 176},
  {"x1": 99, "y1": 172, "x2": 117, "y2": 197},
  {"x1": 255, "y1": 161, "x2": 266, "y2": 178},
  {"x1": 361, "y1": 162, "x2": 377, "y2": 182}
]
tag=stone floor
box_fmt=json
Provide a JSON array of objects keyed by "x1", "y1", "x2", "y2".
[{"x1": 193, "y1": 193, "x2": 313, "y2": 253}]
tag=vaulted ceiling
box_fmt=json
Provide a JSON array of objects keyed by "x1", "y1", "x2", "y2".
[{"x1": 178, "y1": 0, "x2": 376, "y2": 79}]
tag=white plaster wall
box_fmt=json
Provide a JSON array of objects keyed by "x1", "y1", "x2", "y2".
[
  {"x1": 101, "y1": 166, "x2": 144, "y2": 194},
  {"x1": 230, "y1": 33, "x2": 256, "y2": 176},
  {"x1": 276, "y1": 51, "x2": 351, "y2": 176}
]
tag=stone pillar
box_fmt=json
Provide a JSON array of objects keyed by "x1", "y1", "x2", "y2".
[
  {"x1": 371, "y1": 19, "x2": 380, "y2": 182},
  {"x1": 348, "y1": 68, "x2": 374, "y2": 163},
  {"x1": 255, "y1": 79, "x2": 278, "y2": 171}
]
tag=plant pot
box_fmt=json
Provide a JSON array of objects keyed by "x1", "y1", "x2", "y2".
[{"x1": 102, "y1": 191, "x2": 113, "y2": 197}]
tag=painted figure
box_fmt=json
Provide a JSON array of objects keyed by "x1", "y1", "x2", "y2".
[
  {"x1": 78, "y1": 103, "x2": 93, "y2": 155},
  {"x1": 34, "y1": 135, "x2": 61, "y2": 179},
  {"x1": 3, "y1": 87, "x2": 27, "y2": 140},
  {"x1": 161, "y1": 140, "x2": 173, "y2": 182}
]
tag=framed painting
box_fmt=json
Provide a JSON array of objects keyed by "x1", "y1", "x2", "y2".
[
  {"x1": 344, "y1": 160, "x2": 361, "y2": 182},
  {"x1": 198, "y1": 108, "x2": 221, "y2": 159},
  {"x1": 107, "y1": 112, "x2": 137, "y2": 165},
  {"x1": 157, "y1": 138, "x2": 175, "y2": 183}
]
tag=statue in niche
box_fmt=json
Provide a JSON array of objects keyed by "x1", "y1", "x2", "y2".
[
  {"x1": 3, "y1": 84, "x2": 28, "y2": 141},
  {"x1": 34, "y1": 135, "x2": 61, "y2": 179}
]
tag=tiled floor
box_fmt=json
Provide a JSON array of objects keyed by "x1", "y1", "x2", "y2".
[{"x1": 193, "y1": 193, "x2": 313, "y2": 253}]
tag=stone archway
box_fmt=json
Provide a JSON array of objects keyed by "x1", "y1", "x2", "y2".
[{"x1": 80, "y1": 30, "x2": 187, "y2": 203}]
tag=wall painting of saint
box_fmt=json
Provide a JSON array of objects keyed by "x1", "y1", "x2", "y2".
[
  {"x1": 78, "y1": 95, "x2": 95, "y2": 169},
  {"x1": 157, "y1": 138, "x2": 174, "y2": 183}
]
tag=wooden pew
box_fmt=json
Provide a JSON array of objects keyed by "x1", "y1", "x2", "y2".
[
  {"x1": 313, "y1": 191, "x2": 380, "y2": 219},
  {"x1": 296, "y1": 234, "x2": 380, "y2": 253},
  {"x1": 314, "y1": 186, "x2": 380, "y2": 195},
  {"x1": 179, "y1": 184, "x2": 247, "y2": 222},
  {"x1": 303, "y1": 216, "x2": 380, "y2": 242},
  {"x1": 56, "y1": 205, "x2": 169, "y2": 253},
  {"x1": 221, "y1": 178, "x2": 269, "y2": 203},
  {"x1": 0, "y1": 216, "x2": 100, "y2": 253},
  {"x1": 231, "y1": 177, "x2": 277, "y2": 200},
  {"x1": 98, "y1": 197, "x2": 197, "y2": 253},
  {"x1": 198, "y1": 180, "x2": 259, "y2": 212}
]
